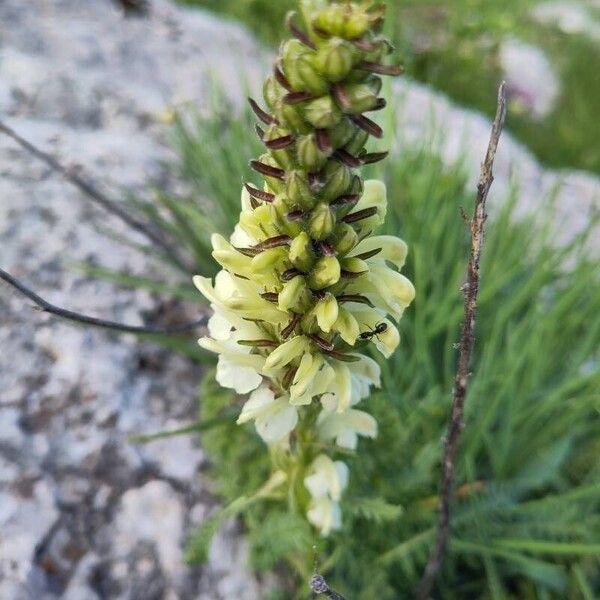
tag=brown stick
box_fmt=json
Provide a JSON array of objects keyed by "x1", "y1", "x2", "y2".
[
  {"x1": 0, "y1": 120, "x2": 191, "y2": 273},
  {"x1": 0, "y1": 266, "x2": 207, "y2": 335},
  {"x1": 416, "y1": 82, "x2": 507, "y2": 600}
]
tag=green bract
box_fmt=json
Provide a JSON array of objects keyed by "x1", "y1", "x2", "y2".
[{"x1": 194, "y1": 0, "x2": 414, "y2": 534}]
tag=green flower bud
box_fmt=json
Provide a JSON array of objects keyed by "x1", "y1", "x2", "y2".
[
  {"x1": 331, "y1": 223, "x2": 358, "y2": 255},
  {"x1": 314, "y1": 293, "x2": 339, "y2": 333},
  {"x1": 276, "y1": 101, "x2": 310, "y2": 134},
  {"x1": 286, "y1": 170, "x2": 314, "y2": 210},
  {"x1": 278, "y1": 275, "x2": 313, "y2": 313},
  {"x1": 263, "y1": 75, "x2": 283, "y2": 110},
  {"x1": 297, "y1": 56, "x2": 329, "y2": 96},
  {"x1": 340, "y1": 256, "x2": 369, "y2": 277},
  {"x1": 304, "y1": 96, "x2": 342, "y2": 129},
  {"x1": 344, "y1": 128, "x2": 370, "y2": 156},
  {"x1": 308, "y1": 256, "x2": 341, "y2": 290},
  {"x1": 337, "y1": 83, "x2": 380, "y2": 115},
  {"x1": 308, "y1": 202, "x2": 335, "y2": 240},
  {"x1": 329, "y1": 119, "x2": 357, "y2": 149},
  {"x1": 313, "y1": 5, "x2": 346, "y2": 37},
  {"x1": 289, "y1": 231, "x2": 316, "y2": 273},
  {"x1": 320, "y1": 161, "x2": 352, "y2": 202},
  {"x1": 256, "y1": 152, "x2": 286, "y2": 194},
  {"x1": 282, "y1": 39, "x2": 309, "y2": 89},
  {"x1": 314, "y1": 38, "x2": 355, "y2": 82},
  {"x1": 344, "y1": 11, "x2": 370, "y2": 39},
  {"x1": 251, "y1": 247, "x2": 288, "y2": 274},
  {"x1": 297, "y1": 134, "x2": 329, "y2": 172}
]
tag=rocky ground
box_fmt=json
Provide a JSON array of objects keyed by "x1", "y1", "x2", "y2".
[{"x1": 0, "y1": 1, "x2": 597, "y2": 600}]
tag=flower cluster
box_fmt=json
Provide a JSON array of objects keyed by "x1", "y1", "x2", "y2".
[{"x1": 195, "y1": 0, "x2": 414, "y2": 534}]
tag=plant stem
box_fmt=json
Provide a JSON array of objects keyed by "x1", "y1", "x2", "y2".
[
  {"x1": 416, "y1": 82, "x2": 507, "y2": 599},
  {"x1": 0, "y1": 266, "x2": 207, "y2": 335},
  {"x1": 0, "y1": 120, "x2": 192, "y2": 272}
]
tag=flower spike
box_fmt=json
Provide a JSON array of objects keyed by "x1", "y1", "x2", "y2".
[{"x1": 195, "y1": 0, "x2": 414, "y2": 536}]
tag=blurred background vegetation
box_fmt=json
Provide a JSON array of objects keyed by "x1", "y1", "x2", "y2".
[
  {"x1": 102, "y1": 1, "x2": 600, "y2": 597},
  {"x1": 124, "y1": 102, "x2": 600, "y2": 598},
  {"x1": 181, "y1": 0, "x2": 600, "y2": 174}
]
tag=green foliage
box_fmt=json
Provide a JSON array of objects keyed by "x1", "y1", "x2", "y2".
[
  {"x1": 181, "y1": 0, "x2": 600, "y2": 174},
  {"x1": 178, "y1": 108, "x2": 599, "y2": 598}
]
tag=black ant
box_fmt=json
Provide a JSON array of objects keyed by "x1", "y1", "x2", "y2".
[{"x1": 359, "y1": 322, "x2": 388, "y2": 341}]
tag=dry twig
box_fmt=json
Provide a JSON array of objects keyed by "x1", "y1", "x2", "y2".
[
  {"x1": 0, "y1": 120, "x2": 191, "y2": 272},
  {"x1": 416, "y1": 82, "x2": 507, "y2": 599},
  {"x1": 310, "y1": 574, "x2": 346, "y2": 600},
  {"x1": 0, "y1": 266, "x2": 206, "y2": 335}
]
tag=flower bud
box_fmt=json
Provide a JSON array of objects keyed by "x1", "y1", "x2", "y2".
[
  {"x1": 278, "y1": 275, "x2": 313, "y2": 313},
  {"x1": 308, "y1": 202, "x2": 336, "y2": 241},
  {"x1": 313, "y1": 5, "x2": 346, "y2": 37},
  {"x1": 308, "y1": 256, "x2": 341, "y2": 290},
  {"x1": 282, "y1": 39, "x2": 309, "y2": 89},
  {"x1": 314, "y1": 293, "x2": 339, "y2": 333},
  {"x1": 276, "y1": 101, "x2": 310, "y2": 134},
  {"x1": 289, "y1": 231, "x2": 316, "y2": 272},
  {"x1": 344, "y1": 128, "x2": 370, "y2": 156},
  {"x1": 340, "y1": 257, "x2": 369, "y2": 277},
  {"x1": 330, "y1": 223, "x2": 358, "y2": 255},
  {"x1": 314, "y1": 39, "x2": 355, "y2": 82},
  {"x1": 337, "y1": 83, "x2": 380, "y2": 115},
  {"x1": 263, "y1": 75, "x2": 283, "y2": 110},
  {"x1": 344, "y1": 11, "x2": 370, "y2": 39},
  {"x1": 256, "y1": 153, "x2": 285, "y2": 193},
  {"x1": 251, "y1": 246, "x2": 288, "y2": 274},
  {"x1": 297, "y1": 134, "x2": 329, "y2": 172},
  {"x1": 297, "y1": 56, "x2": 329, "y2": 96},
  {"x1": 286, "y1": 170, "x2": 314, "y2": 210},
  {"x1": 328, "y1": 119, "x2": 357, "y2": 149},
  {"x1": 333, "y1": 308, "x2": 360, "y2": 345},
  {"x1": 304, "y1": 96, "x2": 342, "y2": 129},
  {"x1": 320, "y1": 161, "x2": 352, "y2": 202}
]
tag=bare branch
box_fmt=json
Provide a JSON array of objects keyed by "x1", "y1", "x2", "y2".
[
  {"x1": 0, "y1": 120, "x2": 192, "y2": 273},
  {"x1": 416, "y1": 82, "x2": 507, "y2": 600},
  {"x1": 0, "y1": 266, "x2": 207, "y2": 335}
]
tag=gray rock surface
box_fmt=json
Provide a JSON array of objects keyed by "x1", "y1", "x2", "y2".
[{"x1": 0, "y1": 1, "x2": 598, "y2": 600}]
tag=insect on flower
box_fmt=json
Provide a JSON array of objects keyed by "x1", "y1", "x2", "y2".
[{"x1": 358, "y1": 322, "x2": 388, "y2": 341}]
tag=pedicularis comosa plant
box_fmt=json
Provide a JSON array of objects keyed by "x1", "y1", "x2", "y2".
[{"x1": 194, "y1": 0, "x2": 414, "y2": 536}]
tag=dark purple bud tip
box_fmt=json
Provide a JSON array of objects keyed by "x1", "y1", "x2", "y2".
[
  {"x1": 318, "y1": 242, "x2": 336, "y2": 257},
  {"x1": 286, "y1": 11, "x2": 317, "y2": 49},
  {"x1": 274, "y1": 63, "x2": 293, "y2": 91},
  {"x1": 361, "y1": 151, "x2": 389, "y2": 165},
  {"x1": 336, "y1": 294, "x2": 375, "y2": 308},
  {"x1": 287, "y1": 209, "x2": 305, "y2": 221},
  {"x1": 254, "y1": 235, "x2": 292, "y2": 250},
  {"x1": 334, "y1": 149, "x2": 362, "y2": 168},
  {"x1": 250, "y1": 160, "x2": 285, "y2": 179},
  {"x1": 245, "y1": 183, "x2": 275, "y2": 203},
  {"x1": 350, "y1": 114, "x2": 383, "y2": 139},
  {"x1": 331, "y1": 193, "x2": 359, "y2": 207},
  {"x1": 315, "y1": 129, "x2": 333, "y2": 154},
  {"x1": 282, "y1": 313, "x2": 302, "y2": 339},
  {"x1": 248, "y1": 98, "x2": 279, "y2": 125},
  {"x1": 353, "y1": 247, "x2": 383, "y2": 260},
  {"x1": 309, "y1": 334, "x2": 335, "y2": 352},
  {"x1": 260, "y1": 292, "x2": 279, "y2": 303},
  {"x1": 281, "y1": 268, "x2": 301, "y2": 282},
  {"x1": 283, "y1": 91, "x2": 314, "y2": 105},
  {"x1": 265, "y1": 134, "x2": 295, "y2": 150},
  {"x1": 359, "y1": 61, "x2": 404, "y2": 76},
  {"x1": 343, "y1": 207, "x2": 378, "y2": 223},
  {"x1": 331, "y1": 84, "x2": 352, "y2": 111}
]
